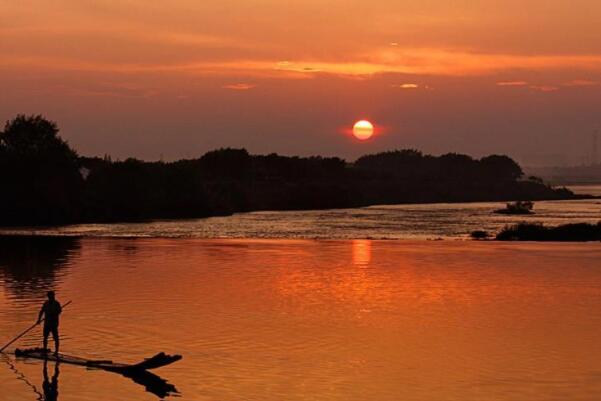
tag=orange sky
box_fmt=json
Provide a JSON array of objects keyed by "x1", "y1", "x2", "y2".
[{"x1": 1, "y1": 0, "x2": 601, "y2": 165}]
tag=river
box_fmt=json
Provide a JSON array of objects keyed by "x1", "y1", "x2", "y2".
[{"x1": 1, "y1": 238, "x2": 601, "y2": 401}]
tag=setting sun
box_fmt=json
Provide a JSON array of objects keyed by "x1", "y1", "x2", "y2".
[
  {"x1": 353, "y1": 120, "x2": 374, "y2": 140},
  {"x1": 1, "y1": 1, "x2": 600, "y2": 400}
]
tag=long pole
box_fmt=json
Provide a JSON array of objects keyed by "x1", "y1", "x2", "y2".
[{"x1": 0, "y1": 300, "x2": 72, "y2": 353}]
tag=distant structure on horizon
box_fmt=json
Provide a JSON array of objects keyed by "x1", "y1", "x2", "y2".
[
  {"x1": 523, "y1": 129, "x2": 601, "y2": 184},
  {"x1": 522, "y1": 130, "x2": 600, "y2": 168}
]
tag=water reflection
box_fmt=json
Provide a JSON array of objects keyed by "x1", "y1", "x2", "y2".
[
  {"x1": 42, "y1": 360, "x2": 59, "y2": 401},
  {"x1": 121, "y1": 369, "x2": 180, "y2": 399},
  {"x1": 18, "y1": 350, "x2": 179, "y2": 400},
  {"x1": 0, "y1": 353, "x2": 44, "y2": 400},
  {"x1": 352, "y1": 240, "x2": 371, "y2": 266},
  {"x1": 2, "y1": 238, "x2": 601, "y2": 401},
  {"x1": 0, "y1": 236, "x2": 80, "y2": 300}
]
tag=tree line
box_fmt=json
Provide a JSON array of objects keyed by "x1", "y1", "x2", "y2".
[{"x1": 0, "y1": 115, "x2": 576, "y2": 226}]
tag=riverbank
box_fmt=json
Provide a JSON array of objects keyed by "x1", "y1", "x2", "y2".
[{"x1": 1, "y1": 196, "x2": 599, "y2": 240}]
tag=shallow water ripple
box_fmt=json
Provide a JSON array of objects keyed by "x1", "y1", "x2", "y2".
[{"x1": 0, "y1": 239, "x2": 601, "y2": 400}]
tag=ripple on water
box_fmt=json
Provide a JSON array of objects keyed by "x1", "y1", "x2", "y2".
[{"x1": 1, "y1": 239, "x2": 601, "y2": 401}]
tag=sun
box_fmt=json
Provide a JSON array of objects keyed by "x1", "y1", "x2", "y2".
[{"x1": 353, "y1": 120, "x2": 374, "y2": 140}]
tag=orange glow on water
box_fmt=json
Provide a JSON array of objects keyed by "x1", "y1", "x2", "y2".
[
  {"x1": 2, "y1": 239, "x2": 601, "y2": 400},
  {"x1": 352, "y1": 240, "x2": 372, "y2": 266}
]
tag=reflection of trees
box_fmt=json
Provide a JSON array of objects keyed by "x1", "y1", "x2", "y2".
[{"x1": 0, "y1": 236, "x2": 80, "y2": 299}]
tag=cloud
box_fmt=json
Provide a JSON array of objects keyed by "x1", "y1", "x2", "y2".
[
  {"x1": 529, "y1": 85, "x2": 559, "y2": 92},
  {"x1": 0, "y1": 25, "x2": 235, "y2": 46},
  {"x1": 497, "y1": 81, "x2": 528, "y2": 86},
  {"x1": 50, "y1": 82, "x2": 159, "y2": 98},
  {"x1": 269, "y1": 50, "x2": 601, "y2": 77},
  {"x1": 392, "y1": 83, "x2": 419, "y2": 89},
  {"x1": 497, "y1": 80, "x2": 600, "y2": 91},
  {"x1": 563, "y1": 79, "x2": 599, "y2": 87},
  {"x1": 4, "y1": 48, "x2": 601, "y2": 80},
  {"x1": 222, "y1": 83, "x2": 257, "y2": 90}
]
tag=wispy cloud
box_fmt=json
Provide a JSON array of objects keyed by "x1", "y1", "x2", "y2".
[
  {"x1": 0, "y1": 24, "x2": 245, "y2": 49},
  {"x1": 529, "y1": 85, "x2": 560, "y2": 92},
  {"x1": 4, "y1": 48, "x2": 601, "y2": 79},
  {"x1": 563, "y1": 79, "x2": 599, "y2": 87},
  {"x1": 497, "y1": 81, "x2": 528, "y2": 86},
  {"x1": 392, "y1": 83, "x2": 419, "y2": 89},
  {"x1": 222, "y1": 83, "x2": 257, "y2": 90},
  {"x1": 497, "y1": 79, "x2": 600, "y2": 91}
]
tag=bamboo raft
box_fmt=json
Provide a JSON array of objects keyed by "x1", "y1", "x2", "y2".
[
  {"x1": 14, "y1": 348, "x2": 182, "y2": 373},
  {"x1": 14, "y1": 348, "x2": 182, "y2": 397}
]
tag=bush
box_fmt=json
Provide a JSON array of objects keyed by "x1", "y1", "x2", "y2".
[
  {"x1": 496, "y1": 222, "x2": 601, "y2": 241},
  {"x1": 470, "y1": 230, "x2": 490, "y2": 240}
]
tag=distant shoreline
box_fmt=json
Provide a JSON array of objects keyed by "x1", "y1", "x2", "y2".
[
  {"x1": 0, "y1": 115, "x2": 594, "y2": 229},
  {"x1": 1, "y1": 193, "x2": 598, "y2": 230},
  {"x1": 0, "y1": 196, "x2": 599, "y2": 241}
]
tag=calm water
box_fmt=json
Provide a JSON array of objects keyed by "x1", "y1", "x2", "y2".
[
  {"x1": 1, "y1": 238, "x2": 601, "y2": 401},
  {"x1": 0, "y1": 185, "x2": 599, "y2": 240}
]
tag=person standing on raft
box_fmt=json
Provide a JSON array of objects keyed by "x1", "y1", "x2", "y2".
[{"x1": 37, "y1": 291, "x2": 62, "y2": 355}]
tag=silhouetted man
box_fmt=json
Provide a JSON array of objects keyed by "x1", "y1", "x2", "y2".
[
  {"x1": 37, "y1": 291, "x2": 62, "y2": 355},
  {"x1": 43, "y1": 359, "x2": 59, "y2": 401}
]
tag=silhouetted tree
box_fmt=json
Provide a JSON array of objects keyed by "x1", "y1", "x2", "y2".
[
  {"x1": 1, "y1": 115, "x2": 77, "y2": 161},
  {"x1": 0, "y1": 115, "x2": 577, "y2": 227},
  {"x1": 479, "y1": 155, "x2": 523, "y2": 181},
  {"x1": 355, "y1": 149, "x2": 426, "y2": 176},
  {"x1": 0, "y1": 115, "x2": 83, "y2": 225},
  {"x1": 199, "y1": 148, "x2": 251, "y2": 180}
]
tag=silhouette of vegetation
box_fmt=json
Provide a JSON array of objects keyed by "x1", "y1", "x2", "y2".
[
  {"x1": 0, "y1": 115, "x2": 83, "y2": 225},
  {"x1": 0, "y1": 115, "x2": 587, "y2": 227},
  {"x1": 494, "y1": 200, "x2": 534, "y2": 215},
  {"x1": 470, "y1": 230, "x2": 491, "y2": 240},
  {"x1": 496, "y1": 222, "x2": 601, "y2": 241}
]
